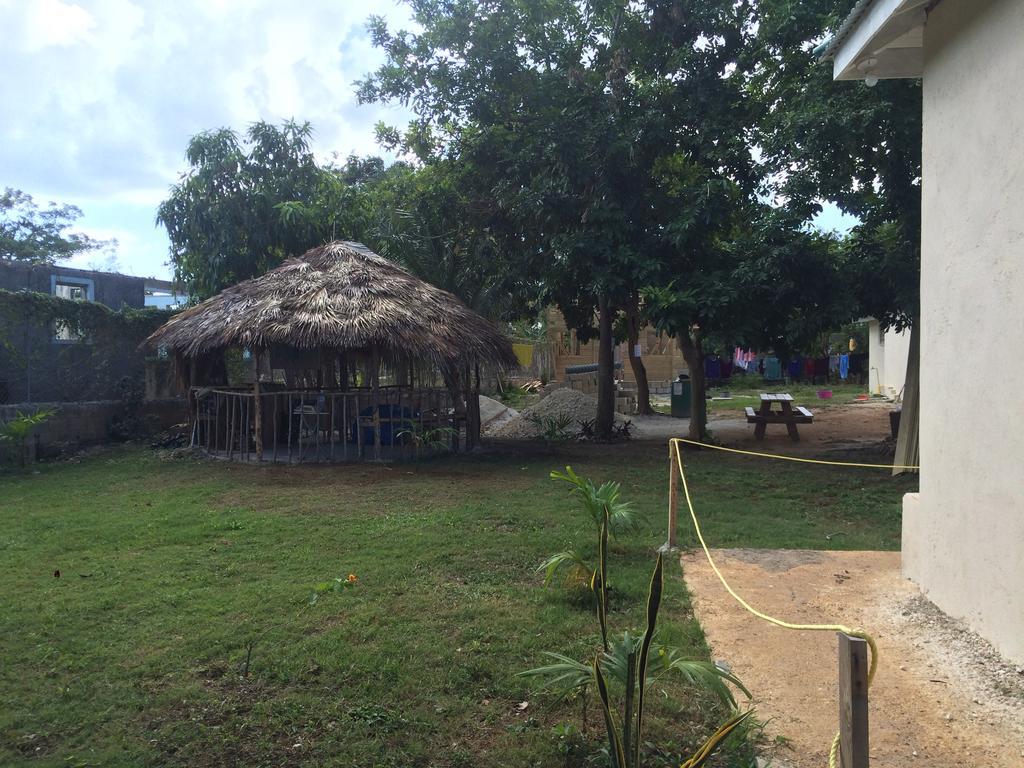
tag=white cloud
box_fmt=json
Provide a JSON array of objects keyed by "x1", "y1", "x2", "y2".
[
  {"x1": 22, "y1": 0, "x2": 97, "y2": 51},
  {"x1": 0, "y1": 0, "x2": 416, "y2": 278}
]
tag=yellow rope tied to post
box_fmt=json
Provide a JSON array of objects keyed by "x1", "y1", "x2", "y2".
[
  {"x1": 668, "y1": 437, "x2": 894, "y2": 767},
  {"x1": 671, "y1": 437, "x2": 920, "y2": 471}
]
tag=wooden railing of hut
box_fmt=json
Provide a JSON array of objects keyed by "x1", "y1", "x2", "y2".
[{"x1": 189, "y1": 386, "x2": 460, "y2": 463}]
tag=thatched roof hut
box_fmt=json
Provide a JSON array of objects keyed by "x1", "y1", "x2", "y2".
[
  {"x1": 145, "y1": 240, "x2": 516, "y2": 371},
  {"x1": 145, "y1": 241, "x2": 517, "y2": 463}
]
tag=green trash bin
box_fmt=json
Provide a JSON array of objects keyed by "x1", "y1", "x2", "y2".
[{"x1": 671, "y1": 375, "x2": 691, "y2": 418}]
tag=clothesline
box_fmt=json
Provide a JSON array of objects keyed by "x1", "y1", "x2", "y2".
[{"x1": 709, "y1": 349, "x2": 866, "y2": 382}]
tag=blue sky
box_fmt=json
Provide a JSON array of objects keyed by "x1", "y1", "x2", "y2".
[{"x1": 1, "y1": 0, "x2": 856, "y2": 280}]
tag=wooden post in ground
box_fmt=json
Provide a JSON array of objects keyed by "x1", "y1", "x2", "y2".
[
  {"x1": 252, "y1": 352, "x2": 263, "y2": 462},
  {"x1": 661, "y1": 441, "x2": 679, "y2": 551},
  {"x1": 838, "y1": 633, "x2": 869, "y2": 768},
  {"x1": 372, "y1": 349, "x2": 381, "y2": 461}
]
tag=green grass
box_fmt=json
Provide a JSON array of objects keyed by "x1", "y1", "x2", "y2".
[
  {"x1": 0, "y1": 442, "x2": 915, "y2": 767},
  {"x1": 652, "y1": 375, "x2": 870, "y2": 416}
]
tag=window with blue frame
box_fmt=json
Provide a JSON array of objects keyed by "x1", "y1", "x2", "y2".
[{"x1": 51, "y1": 275, "x2": 94, "y2": 343}]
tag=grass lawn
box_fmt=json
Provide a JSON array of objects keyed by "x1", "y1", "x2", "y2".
[
  {"x1": 0, "y1": 442, "x2": 915, "y2": 767},
  {"x1": 653, "y1": 378, "x2": 871, "y2": 416}
]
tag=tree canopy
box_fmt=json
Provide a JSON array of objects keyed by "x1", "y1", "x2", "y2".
[
  {"x1": 157, "y1": 121, "x2": 373, "y2": 300},
  {"x1": 360, "y1": 0, "x2": 767, "y2": 432},
  {"x1": 365, "y1": 158, "x2": 537, "y2": 325},
  {"x1": 1, "y1": 188, "x2": 110, "y2": 264},
  {"x1": 747, "y1": 0, "x2": 921, "y2": 330},
  {"x1": 152, "y1": 1, "x2": 921, "y2": 442}
]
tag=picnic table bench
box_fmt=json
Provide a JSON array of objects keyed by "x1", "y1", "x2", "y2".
[{"x1": 745, "y1": 393, "x2": 813, "y2": 441}]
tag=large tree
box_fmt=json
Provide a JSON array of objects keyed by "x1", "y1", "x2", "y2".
[
  {"x1": 364, "y1": 157, "x2": 541, "y2": 447},
  {"x1": 643, "y1": 196, "x2": 850, "y2": 439},
  {"x1": 746, "y1": 0, "x2": 921, "y2": 330},
  {"x1": 158, "y1": 121, "x2": 371, "y2": 299},
  {"x1": 370, "y1": 163, "x2": 533, "y2": 321},
  {"x1": 360, "y1": 0, "x2": 770, "y2": 436},
  {"x1": 1, "y1": 188, "x2": 109, "y2": 264}
]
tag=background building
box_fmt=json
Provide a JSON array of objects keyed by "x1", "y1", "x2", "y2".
[
  {"x1": 866, "y1": 319, "x2": 911, "y2": 398},
  {"x1": 0, "y1": 262, "x2": 148, "y2": 404}
]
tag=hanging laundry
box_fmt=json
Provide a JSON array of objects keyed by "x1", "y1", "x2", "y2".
[
  {"x1": 763, "y1": 356, "x2": 783, "y2": 381},
  {"x1": 813, "y1": 357, "x2": 829, "y2": 381},
  {"x1": 787, "y1": 357, "x2": 802, "y2": 381},
  {"x1": 704, "y1": 356, "x2": 722, "y2": 381},
  {"x1": 734, "y1": 347, "x2": 756, "y2": 371},
  {"x1": 828, "y1": 355, "x2": 840, "y2": 374},
  {"x1": 734, "y1": 347, "x2": 745, "y2": 370},
  {"x1": 804, "y1": 357, "x2": 816, "y2": 381},
  {"x1": 839, "y1": 354, "x2": 850, "y2": 380},
  {"x1": 720, "y1": 359, "x2": 733, "y2": 379},
  {"x1": 850, "y1": 353, "x2": 867, "y2": 377}
]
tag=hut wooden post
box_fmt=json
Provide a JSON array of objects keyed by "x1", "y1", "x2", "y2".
[
  {"x1": 185, "y1": 358, "x2": 198, "y2": 443},
  {"x1": 372, "y1": 348, "x2": 382, "y2": 461},
  {"x1": 444, "y1": 367, "x2": 463, "y2": 454},
  {"x1": 468, "y1": 362, "x2": 482, "y2": 450},
  {"x1": 355, "y1": 392, "x2": 363, "y2": 459},
  {"x1": 253, "y1": 351, "x2": 263, "y2": 461}
]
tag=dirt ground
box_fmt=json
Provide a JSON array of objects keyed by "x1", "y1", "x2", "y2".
[
  {"x1": 631, "y1": 400, "x2": 897, "y2": 459},
  {"x1": 680, "y1": 549, "x2": 1024, "y2": 768}
]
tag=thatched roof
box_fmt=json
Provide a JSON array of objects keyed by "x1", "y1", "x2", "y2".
[{"x1": 145, "y1": 241, "x2": 517, "y2": 370}]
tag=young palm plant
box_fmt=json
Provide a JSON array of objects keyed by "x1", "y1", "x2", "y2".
[
  {"x1": 551, "y1": 466, "x2": 646, "y2": 537},
  {"x1": 0, "y1": 408, "x2": 55, "y2": 467},
  {"x1": 541, "y1": 467, "x2": 648, "y2": 590},
  {"x1": 394, "y1": 423, "x2": 457, "y2": 458},
  {"x1": 524, "y1": 508, "x2": 753, "y2": 768}
]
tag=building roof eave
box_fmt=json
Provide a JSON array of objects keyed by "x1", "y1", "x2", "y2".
[{"x1": 819, "y1": 0, "x2": 931, "y2": 82}]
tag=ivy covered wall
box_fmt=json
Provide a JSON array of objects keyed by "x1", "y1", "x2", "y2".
[{"x1": 0, "y1": 287, "x2": 177, "y2": 404}]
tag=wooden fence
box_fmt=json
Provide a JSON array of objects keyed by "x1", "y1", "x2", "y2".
[{"x1": 190, "y1": 386, "x2": 459, "y2": 463}]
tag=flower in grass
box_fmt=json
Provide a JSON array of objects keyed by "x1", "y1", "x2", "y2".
[{"x1": 347, "y1": 573, "x2": 358, "y2": 584}]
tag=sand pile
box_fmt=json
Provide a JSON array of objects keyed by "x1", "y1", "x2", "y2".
[
  {"x1": 487, "y1": 388, "x2": 624, "y2": 439},
  {"x1": 478, "y1": 394, "x2": 518, "y2": 431}
]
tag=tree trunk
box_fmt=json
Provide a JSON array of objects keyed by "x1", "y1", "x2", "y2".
[
  {"x1": 624, "y1": 299, "x2": 653, "y2": 415},
  {"x1": 595, "y1": 295, "x2": 616, "y2": 438},
  {"x1": 893, "y1": 320, "x2": 919, "y2": 476},
  {"x1": 678, "y1": 328, "x2": 706, "y2": 441}
]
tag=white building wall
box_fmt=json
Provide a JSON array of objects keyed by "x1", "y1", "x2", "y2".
[
  {"x1": 903, "y1": 0, "x2": 1024, "y2": 663},
  {"x1": 866, "y1": 320, "x2": 911, "y2": 397}
]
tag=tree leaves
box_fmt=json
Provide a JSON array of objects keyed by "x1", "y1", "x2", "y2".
[
  {"x1": 158, "y1": 121, "x2": 367, "y2": 300},
  {"x1": 0, "y1": 188, "x2": 110, "y2": 264}
]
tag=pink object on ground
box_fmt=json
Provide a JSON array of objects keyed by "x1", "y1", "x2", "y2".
[{"x1": 816, "y1": 390, "x2": 833, "y2": 399}]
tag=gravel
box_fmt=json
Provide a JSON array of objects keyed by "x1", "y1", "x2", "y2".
[
  {"x1": 886, "y1": 594, "x2": 1024, "y2": 736},
  {"x1": 486, "y1": 387, "x2": 624, "y2": 439}
]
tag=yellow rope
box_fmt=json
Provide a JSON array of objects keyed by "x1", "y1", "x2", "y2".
[
  {"x1": 669, "y1": 438, "x2": 880, "y2": 768},
  {"x1": 672, "y1": 437, "x2": 919, "y2": 470}
]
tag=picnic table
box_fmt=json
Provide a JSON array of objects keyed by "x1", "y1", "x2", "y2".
[{"x1": 745, "y1": 392, "x2": 813, "y2": 441}]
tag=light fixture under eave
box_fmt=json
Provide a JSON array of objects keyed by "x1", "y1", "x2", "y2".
[{"x1": 857, "y1": 56, "x2": 880, "y2": 87}]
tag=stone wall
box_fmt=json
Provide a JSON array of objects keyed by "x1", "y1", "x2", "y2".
[{"x1": 2, "y1": 399, "x2": 188, "y2": 460}]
